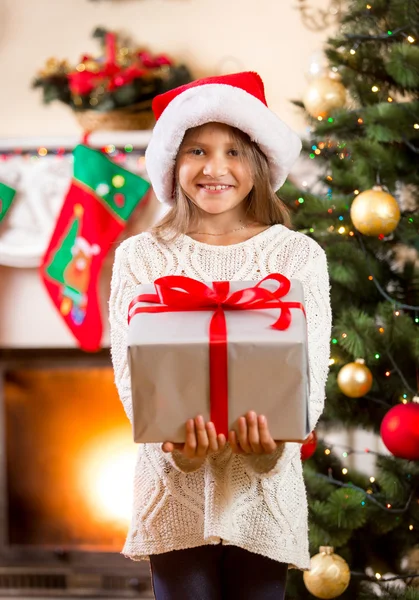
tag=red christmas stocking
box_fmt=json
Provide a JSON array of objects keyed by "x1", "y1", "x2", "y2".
[{"x1": 40, "y1": 144, "x2": 150, "y2": 351}]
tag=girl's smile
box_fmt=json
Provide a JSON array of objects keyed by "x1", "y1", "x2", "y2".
[{"x1": 197, "y1": 184, "x2": 234, "y2": 193}]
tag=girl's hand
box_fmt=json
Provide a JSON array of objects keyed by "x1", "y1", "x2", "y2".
[
  {"x1": 228, "y1": 411, "x2": 314, "y2": 455},
  {"x1": 228, "y1": 411, "x2": 278, "y2": 455},
  {"x1": 162, "y1": 415, "x2": 226, "y2": 459}
]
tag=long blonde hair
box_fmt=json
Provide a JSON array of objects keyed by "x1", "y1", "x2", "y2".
[{"x1": 153, "y1": 123, "x2": 291, "y2": 241}]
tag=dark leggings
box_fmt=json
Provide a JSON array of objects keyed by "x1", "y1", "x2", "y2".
[{"x1": 149, "y1": 544, "x2": 288, "y2": 600}]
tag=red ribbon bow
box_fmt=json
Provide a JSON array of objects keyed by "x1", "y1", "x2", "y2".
[
  {"x1": 68, "y1": 32, "x2": 147, "y2": 96},
  {"x1": 128, "y1": 274, "x2": 305, "y2": 436}
]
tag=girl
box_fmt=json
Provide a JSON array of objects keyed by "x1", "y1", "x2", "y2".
[{"x1": 109, "y1": 71, "x2": 332, "y2": 600}]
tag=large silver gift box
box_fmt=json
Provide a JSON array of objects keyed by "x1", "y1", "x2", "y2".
[{"x1": 127, "y1": 279, "x2": 310, "y2": 443}]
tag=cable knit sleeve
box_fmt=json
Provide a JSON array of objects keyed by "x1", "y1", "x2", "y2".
[
  {"x1": 243, "y1": 239, "x2": 332, "y2": 476},
  {"x1": 109, "y1": 240, "x2": 139, "y2": 425},
  {"x1": 109, "y1": 237, "x2": 205, "y2": 474},
  {"x1": 301, "y1": 245, "x2": 332, "y2": 429}
]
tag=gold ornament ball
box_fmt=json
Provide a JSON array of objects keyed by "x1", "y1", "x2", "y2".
[
  {"x1": 303, "y1": 77, "x2": 346, "y2": 119},
  {"x1": 350, "y1": 186, "x2": 400, "y2": 236},
  {"x1": 337, "y1": 359, "x2": 373, "y2": 398},
  {"x1": 303, "y1": 546, "x2": 351, "y2": 599}
]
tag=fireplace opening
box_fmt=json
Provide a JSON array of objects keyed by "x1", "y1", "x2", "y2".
[
  {"x1": 5, "y1": 365, "x2": 136, "y2": 548},
  {"x1": 0, "y1": 348, "x2": 151, "y2": 597}
]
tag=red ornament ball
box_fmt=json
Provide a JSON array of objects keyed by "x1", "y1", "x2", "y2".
[
  {"x1": 301, "y1": 431, "x2": 318, "y2": 461},
  {"x1": 380, "y1": 403, "x2": 419, "y2": 460}
]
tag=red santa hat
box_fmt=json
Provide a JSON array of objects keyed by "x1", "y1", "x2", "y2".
[{"x1": 145, "y1": 71, "x2": 302, "y2": 204}]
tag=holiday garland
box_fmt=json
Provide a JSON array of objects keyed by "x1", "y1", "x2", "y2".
[{"x1": 32, "y1": 27, "x2": 192, "y2": 115}]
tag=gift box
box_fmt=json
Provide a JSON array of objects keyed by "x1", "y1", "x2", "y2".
[{"x1": 127, "y1": 275, "x2": 310, "y2": 443}]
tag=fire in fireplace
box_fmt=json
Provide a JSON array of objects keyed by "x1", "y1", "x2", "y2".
[{"x1": 0, "y1": 348, "x2": 151, "y2": 597}]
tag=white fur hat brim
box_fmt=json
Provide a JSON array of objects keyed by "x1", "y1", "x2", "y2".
[{"x1": 145, "y1": 83, "x2": 302, "y2": 204}]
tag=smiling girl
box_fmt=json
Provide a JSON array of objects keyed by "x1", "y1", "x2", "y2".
[{"x1": 109, "y1": 72, "x2": 332, "y2": 600}]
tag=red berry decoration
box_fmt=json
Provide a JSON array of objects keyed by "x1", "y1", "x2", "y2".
[
  {"x1": 114, "y1": 193, "x2": 126, "y2": 208},
  {"x1": 380, "y1": 401, "x2": 419, "y2": 461},
  {"x1": 301, "y1": 431, "x2": 317, "y2": 461}
]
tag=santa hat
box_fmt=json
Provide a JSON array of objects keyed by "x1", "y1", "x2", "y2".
[{"x1": 145, "y1": 71, "x2": 302, "y2": 204}]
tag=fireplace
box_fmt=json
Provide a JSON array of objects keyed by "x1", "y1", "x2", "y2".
[{"x1": 0, "y1": 348, "x2": 152, "y2": 598}]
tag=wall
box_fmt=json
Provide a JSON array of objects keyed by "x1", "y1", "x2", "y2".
[
  {"x1": 0, "y1": 0, "x2": 338, "y2": 137},
  {"x1": 0, "y1": 0, "x2": 338, "y2": 348}
]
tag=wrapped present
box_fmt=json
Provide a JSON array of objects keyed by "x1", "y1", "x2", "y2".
[{"x1": 127, "y1": 274, "x2": 310, "y2": 443}]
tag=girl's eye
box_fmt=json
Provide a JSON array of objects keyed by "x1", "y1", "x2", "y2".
[
  {"x1": 228, "y1": 149, "x2": 239, "y2": 157},
  {"x1": 190, "y1": 148, "x2": 204, "y2": 156}
]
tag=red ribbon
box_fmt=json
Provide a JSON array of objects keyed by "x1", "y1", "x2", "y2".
[
  {"x1": 68, "y1": 32, "x2": 146, "y2": 96},
  {"x1": 128, "y1": 274, "x2": 305, "y2": 437},
  {"x1": 105, "y1": 32, "x2": 116, "y2": 66},
  {"x1": 138, "y1": 51, "x2": 173, "y2": 69}
]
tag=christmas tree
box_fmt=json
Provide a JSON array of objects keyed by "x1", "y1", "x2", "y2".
[{"x1": 280, "y1": 1, "x2": 419, "y2": 598}]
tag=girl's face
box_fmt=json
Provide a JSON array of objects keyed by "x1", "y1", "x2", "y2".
[{"x1": 176, "y1": 122, "x2": 254, "y2": 217}]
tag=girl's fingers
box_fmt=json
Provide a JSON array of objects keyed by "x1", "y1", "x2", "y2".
[
  {"x1": 194, "y1": 415, "x2": 209, "y2": 458},
  {"x1": 217, "y1": 433, "x2": 226, "y2": 449},
  {"x1": 228, "y1": 430, "x2": 243, "y2": 454},
  {"x1": 206, "y1": 421, "x2": 219, "y2": 452},
  {"x1": 237, "y1": 416, "x2": 252, "y2": 453},
  {"x1": 162, "y1": 441, "x2": 174, "y2": 453},
  {"x1": 246, "y1": 411, "x2": 262, "y2": 454},
  {"x1": 183, "y1": 418, "x2": 198, "y2": 458},
  {"x1": 165, "y1": 419, "x2": 228, "y2": 457},
  {"x1": 258, "y1": 415, "x2": 277, "y2": 454},
  {"x1": 162, "y1": 442, "x2": 184, "y2": 453}
]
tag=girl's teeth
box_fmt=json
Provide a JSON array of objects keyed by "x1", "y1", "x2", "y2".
[{"x1": 203, "y1": 185, "x2": 230, "y2": 190}]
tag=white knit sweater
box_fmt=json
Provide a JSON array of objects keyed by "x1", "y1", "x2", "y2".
[{"x1": 109, "y1": 224, "x2": 332, "y2": 569}]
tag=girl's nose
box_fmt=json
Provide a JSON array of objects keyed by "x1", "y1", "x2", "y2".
[{"x1": 202, "y1": 154, "x2": 228, "y2": 178}]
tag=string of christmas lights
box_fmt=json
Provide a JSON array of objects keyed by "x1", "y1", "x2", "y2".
[
  {"x1": 0, "y1": 144, "x2": 146, "y2": 160},
  {"x1": 403, "y1": 138, "x2": 419, "y2": 154},
  {"x1": 315, "y1": 472, "x2": 416, "y2": 514},
  {"x1": 362, "y1": 393, "x2": 393, "y2": 408},
  {"x1": 351, "y1": 571, "x2": 419, "y2": 583},
  {"x1": 322, "y1": 440, "x2": 383, "y2": 457},
  {"x1": 356, "y1": 234, "x2": 419, "y2": 312},
  {"x1": 345, "y1": 26, "x2": 409, "y2": 42},
  {"x1": 385, "y1": 351, "x2": 418, "y2": 396},
  {"x1": 321, "y1": 437, "x2": 419, "y2": 480}
]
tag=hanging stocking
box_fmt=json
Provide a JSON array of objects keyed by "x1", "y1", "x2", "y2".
[
  {"x1": 0, "y1": 181, "x2": 16, "y2": 223},
  {"x1": 40, "y1": 144, "x2": 150, "y2": 351}
]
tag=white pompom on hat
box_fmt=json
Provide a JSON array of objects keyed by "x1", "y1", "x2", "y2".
[{"x1": 145, "y1": 71, "x2": 302, "y2": 204}]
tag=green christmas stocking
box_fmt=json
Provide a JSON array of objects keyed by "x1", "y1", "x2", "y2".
[
  {"x1": 40, "y1": 144, "x2": 150, "y2": 351},
  {"x1": 0, "y1": 181, "x2": 16, "y2": 222}
]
